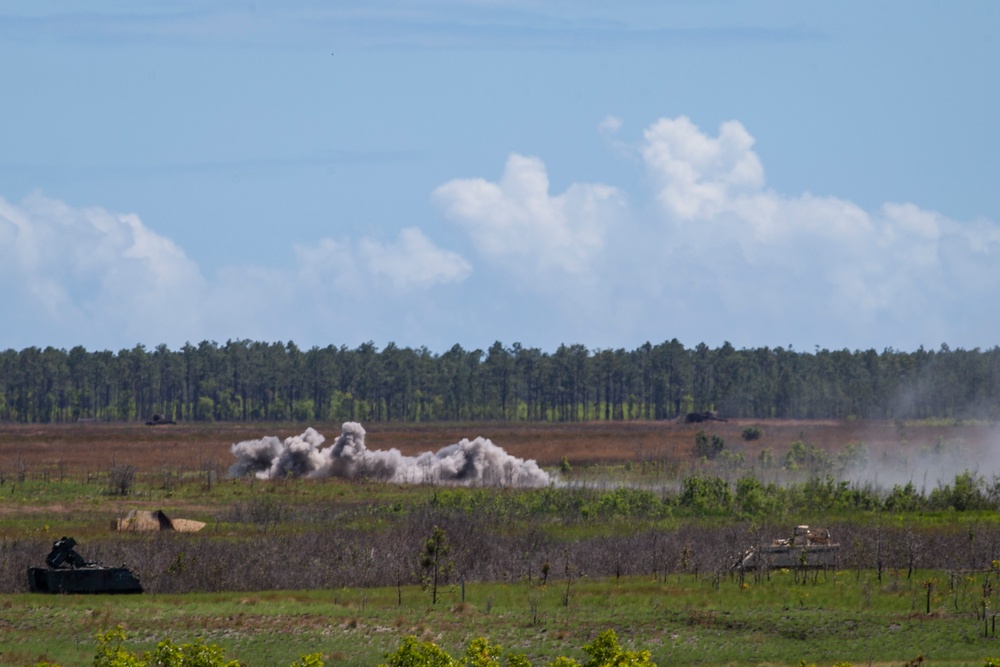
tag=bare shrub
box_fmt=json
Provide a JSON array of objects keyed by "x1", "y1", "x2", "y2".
[
  {"x1": 220, "y1": 496, "x2": 289, "y2": 532},
  {"x1": 107, "y1": 462, "x2": 136, "y2": 496}
]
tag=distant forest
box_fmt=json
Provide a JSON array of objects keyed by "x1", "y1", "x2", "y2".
[{"x1": 0, "y1": 340, "x2": 998, "y2": 424}]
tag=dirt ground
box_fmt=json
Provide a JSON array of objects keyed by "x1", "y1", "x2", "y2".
[{"x1": 0, "y1": 418, "x2": 995, "y2": 476}]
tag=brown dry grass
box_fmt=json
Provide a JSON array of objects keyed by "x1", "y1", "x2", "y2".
[{"x1": 0, "y1": 418, "x2": 995, "y2": 477}]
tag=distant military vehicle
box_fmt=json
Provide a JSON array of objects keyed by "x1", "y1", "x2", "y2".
[
  {"x1": 737, "y1": 525, "x2": 840, "y2": 570},
  {"x1": 684, "y1": 411, "x2": 727, "y2": 423},
  {"x1": 145, "y1": 413, "x2": 176, "y2": 426},
  {"x1": 27, "y1": 537, "x2": 142, "y2": 594}
]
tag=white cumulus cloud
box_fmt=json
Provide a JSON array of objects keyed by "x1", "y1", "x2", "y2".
[
  {"x1": 632, "y1": 116, "x2": 1000, "y2": 346},
  {"x1": 295, "y1": 229, "x2": 470, "y2": 294},
  {"x1": 0, "y1": 191, "x2": 207, "y2": 344},
  {"x1": 432, "y1": 153, "x2": 626, "y2": 275},
  {"x1": 641, "y1": 116, "x2": 765, "y2": 221},
  {"x1": 0, "y1": 193, "x2": 472, "y2": 350},
  {"x1": 359, "y1": 227, "x2": 472, "y2": 290},
  {"x1": 425, "y1": 115, "x2": 1000, "y2": 350},
  {"x1": 5, "y1": 114, "x2": 1000, "y2": 353}
]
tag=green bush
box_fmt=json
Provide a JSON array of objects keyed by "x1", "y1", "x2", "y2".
[
  {"x1": 581, "y1": 629, "x2": 654, "y2": 667},
  {"x1": 149, "y1": 639, "x2": 239, "y2": 667},
  {"x1": 381, "y1": 635, "x2": 458, "y2": 667},
  {"x1": 679, "y1": 476, "x2": 732, "y2": 514},
  {"x1": 93, "y1": 627, "x2": 146, "y2": 667},
  {"x1": 694, "y1": 431, "x2": 725, "y2": 460},
  {"x1": 588, "y1": 487, "x2": 663, "y2": 518},
  {"x1": 929, "y1": 470, "x2": 989, "y2": 511},
  {"x1": 835, "y1": 442, "x2": 868, "y2": 473},
  {"x1": 89, "y1": 626, "x2": 322, "y2": 667},
  {"x1": 560, "y1": 456, "x2": 572, "y2": 474},
  {"x1": 735, "y1": 476, "x2": 775, "y2": 517},
  {"x1": 289, "y1": 656, "x2": 326, "y2": 667},
  {"x1": 28, "y1": 624, "x2": 899, "y2": 667},
  {"x1": 463, "y1": 638, "x2": 504, "y2": 667},
  {"x1": 884, "y1": 481, "x2": 923, "y2": 512},
  {"x1": 381, "y1": 631, "x2": 655, "y2": 667},
  {"x1": 783, "y1": 440, "x2": 830, "y2": 472}
]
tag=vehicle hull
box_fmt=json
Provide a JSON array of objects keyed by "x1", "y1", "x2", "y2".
[
  {"x1": 738, "y1": 544, "x2": 840, "y2": 570},
  {"x1": 28, "y1": 566, "x2": 143, "y2": 594}
]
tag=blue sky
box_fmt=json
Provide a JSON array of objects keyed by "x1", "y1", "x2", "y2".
[{"x1": 1, "y1": 1, "x2": 998, "y2": 353}]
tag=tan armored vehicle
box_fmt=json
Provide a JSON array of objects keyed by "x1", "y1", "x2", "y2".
[{"x1": 738, "y1": 525, "x2": 840, "y2": 570}]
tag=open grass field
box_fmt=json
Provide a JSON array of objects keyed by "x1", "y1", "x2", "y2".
[
  {"x1": 2, "y1": 417, "x2": 993, "y2": 531},
  {"x1": 4, "y1": 571, "x2": 1000, "y2": 667},
  {"x1": 1, "y1": 417, "x2": 995, "y2": 474},
  {"x1": 2, "y1": 419, "x2": 999, "y2": 666}
]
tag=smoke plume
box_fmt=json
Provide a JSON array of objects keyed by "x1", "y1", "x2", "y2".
[{"x1": 228, "y1": 422, "x2": 550, "y2": 487}]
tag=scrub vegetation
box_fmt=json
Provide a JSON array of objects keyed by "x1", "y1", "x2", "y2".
[{"x1": 2, "y1": 419, "x2": 1000, "y2": 665}]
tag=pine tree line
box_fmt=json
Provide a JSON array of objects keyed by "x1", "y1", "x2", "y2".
[{"x1": 0, "y1": 339, "x2": 997, "y2": 423}]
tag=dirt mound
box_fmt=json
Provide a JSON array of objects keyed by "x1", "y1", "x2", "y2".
[{"x1": 114, "y1": 509, "x2": 205, "y2": 532}]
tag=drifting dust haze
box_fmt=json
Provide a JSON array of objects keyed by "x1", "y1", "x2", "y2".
[
  {"x1": 228, "y1": 422, "x2": 551, "y2": 487},
  {"x1": 847, "y1": 431, "x2": 1000, "y2": 493}
]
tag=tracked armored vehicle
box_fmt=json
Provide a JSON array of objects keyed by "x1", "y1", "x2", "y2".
[
  {"x1": 28, "y1": 537, "x2": 142, "y2": 594},
  {"x1": 684, "y1": 410, "x2": 727, "y2": 423},
  {"x1": 737, "y1": 525, "x2": 840, "y2": 571}
]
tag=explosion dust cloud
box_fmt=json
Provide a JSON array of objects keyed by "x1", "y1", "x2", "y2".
[{"x1": 228, "y1": 422, "x2": 550, "y2": 487}]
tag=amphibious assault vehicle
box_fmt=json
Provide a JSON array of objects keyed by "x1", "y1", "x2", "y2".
[
  {"x1": 737, "y1": 525, "x2": 840, "y2": 570},
  {"x1": 28, "y1": 537, "x2": 143, "y2": 594}
]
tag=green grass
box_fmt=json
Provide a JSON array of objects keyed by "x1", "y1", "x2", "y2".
[
  {"x1": 3, "y1": 571, "x2": 999, "y2": 667},
  {"x1": 6, "y1": 470, "x2": 1000, "y2": 545},
  {"x1": 7, "y1": 467, "x2": 1000, "y2": 667},
  {"x1": 4, "y1": 472, "x2": 435, "y2": 508}
]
